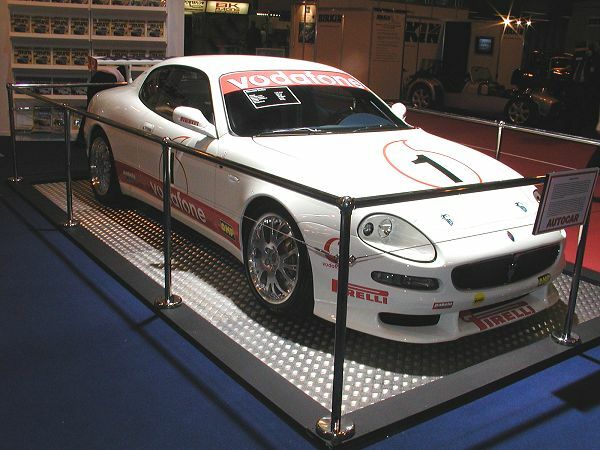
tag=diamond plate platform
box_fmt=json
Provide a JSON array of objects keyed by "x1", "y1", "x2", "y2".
[{"x1": 35, "y1": 181, "x2": 600, "y2": 415}]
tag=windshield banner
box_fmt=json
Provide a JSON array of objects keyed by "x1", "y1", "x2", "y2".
[{"x1": 220, "y1": 70, "x2": 367, "y2": 94}]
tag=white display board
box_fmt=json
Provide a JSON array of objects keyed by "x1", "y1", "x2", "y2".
[
  {"x1": 533, "y1": 168, "x2": 599, "y2": 235},
  {"x1": 369, "y1": 10, "x2": 405, "y2": 100}
]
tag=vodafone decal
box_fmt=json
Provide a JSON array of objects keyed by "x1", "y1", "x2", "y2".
[
  {"x1": 114, "y1": 162, "x2": 241, "y2": 248},
  {"x1": 220, "y1": 70, "x2": 367, "y2": 94}
]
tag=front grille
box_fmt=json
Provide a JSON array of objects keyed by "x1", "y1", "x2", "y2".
[{"x1": 452, "y1": 244, "x2": 560, "y2": 290}]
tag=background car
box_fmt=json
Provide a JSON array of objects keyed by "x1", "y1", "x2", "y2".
[
  {"x1": 405, "y1": 59, "x2": 561, "y2": 127},
  {"x1": 84, "y1": 55, "x2": 565, "y2": 343}
]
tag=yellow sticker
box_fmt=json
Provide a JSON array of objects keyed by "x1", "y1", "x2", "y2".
[
  {"x1": 473, "y1": 292, "x2": 485, "y2": 304},
  {"x1": 537, "y1": 273, "x2": 551, "y2": 286},
  {"x1": 219, "y1": 220, "x2": 235, "y2": 241}
]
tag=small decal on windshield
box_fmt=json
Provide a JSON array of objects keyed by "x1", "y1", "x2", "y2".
[{"x1": 243, "y1": 86, "x2": 301, "y2": 109}]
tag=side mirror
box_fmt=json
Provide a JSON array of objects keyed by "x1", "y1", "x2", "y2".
[
  {"x1": 173, "y1": 106, "x2": 217, "y2": 139},
  {"x1": 390, "y1": 102, "x2": 407, "y2": 121}
]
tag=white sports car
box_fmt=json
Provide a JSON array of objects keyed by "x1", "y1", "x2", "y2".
[{"x1": 84, "y1": 55, "x2": 565, "y2": 343}]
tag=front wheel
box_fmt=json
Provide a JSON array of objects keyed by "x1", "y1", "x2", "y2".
[
  {"x1": 244, "y1": 206, "x2": 313, "y2": 316},
  {"x1": 88, "y1": 129, "x2": 121, "y2": 205},
  {"x1": 505, "y1": 98, "x2": 538, "y2": 126}
]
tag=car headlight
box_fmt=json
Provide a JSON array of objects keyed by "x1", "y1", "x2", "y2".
[{"x1": 358, "y1": 214, "x2": 436, "y2": 262}]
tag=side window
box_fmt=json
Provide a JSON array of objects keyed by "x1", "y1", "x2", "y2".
[{"x1": 139, "y1": 66, "x2": 214, "y2": 125}]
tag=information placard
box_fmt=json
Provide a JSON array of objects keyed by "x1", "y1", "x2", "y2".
[{"x1": 533, "y1": 168, "x2": 598, "y2": 235}]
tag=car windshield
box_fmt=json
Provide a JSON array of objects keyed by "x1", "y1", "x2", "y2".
[{"x1": 223, "y1": 84, "x2": 409, "y2": 137}]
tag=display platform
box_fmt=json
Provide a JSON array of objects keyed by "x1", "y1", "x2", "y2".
[{"x1": 11, "y1": 179, "x2": 600, "y2": 447}]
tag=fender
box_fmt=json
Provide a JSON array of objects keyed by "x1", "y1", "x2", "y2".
[{"x1": 529, "y1": 90, "x2": 560, "y2": 117}]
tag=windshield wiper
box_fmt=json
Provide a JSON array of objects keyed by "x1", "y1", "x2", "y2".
[
  {"x1": 350, "y1": 123, "x2": 399, "y2": 133},
  {"x1": 254, "y1": 127, "x2": 326, "y2": 136}
]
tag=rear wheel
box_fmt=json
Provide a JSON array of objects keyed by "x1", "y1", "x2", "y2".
[
  {"x1": 88, "y1": 129, "x2": 121, "y2": 205},
  {"x1": 243, "y1": 204, "x2": 313, "y2": 316},
  {"x1": 409, "y1": 83, "x2": 434, "y2": 109}
]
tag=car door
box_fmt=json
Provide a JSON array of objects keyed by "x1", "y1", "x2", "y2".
[{"x1": 137, "y1": 65, "x2": 218, "y2": 231}]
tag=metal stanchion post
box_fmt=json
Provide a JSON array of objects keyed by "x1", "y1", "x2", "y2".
[
  {"x1": 6, "y1": 84, "x2": 23, "y2": 183},
  {"x1": 316, "y1": 196, "x2": 355, "y2": 443},
  {"x1": 155, "y1": 138, "x2": 182, "y2": 309},
  {"x1": 495, "y1": 120, "x2": 504, "y2": 160},
  {"x1": 551, "y1": 208, "x2": 592, "y2": 346},
  {"x1": 63, "y1": 108, "x2": 79, "y2": 228}
]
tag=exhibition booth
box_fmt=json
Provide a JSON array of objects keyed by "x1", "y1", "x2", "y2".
[{"x1": 2, "y1": 0, "x2": 600, "y2": 447}]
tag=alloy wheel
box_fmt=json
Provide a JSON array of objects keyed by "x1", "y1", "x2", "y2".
[{"x1": 246, "y1": 213, "x2": 300, "y2": 305}]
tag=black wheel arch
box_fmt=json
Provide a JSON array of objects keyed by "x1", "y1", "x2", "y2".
[{"x1": 242, "y1": 196, "x2": 303, "y2": 248}]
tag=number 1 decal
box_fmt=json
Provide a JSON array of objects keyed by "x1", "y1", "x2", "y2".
[{"x1": 412, "y1": 154, "x2": 462, "y2": 183}]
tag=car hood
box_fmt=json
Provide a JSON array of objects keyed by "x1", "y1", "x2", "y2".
[
  {"x1": 250, "y1": 127, "x2": 520, "y2": 196},
  {"x1": 243, "y1": 128, "x2": 543, "y2": 243}
]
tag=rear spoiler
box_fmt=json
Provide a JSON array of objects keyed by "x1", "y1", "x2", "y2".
[{"x1": 87, "y1": 56, "x2": 164, "y2": 83}]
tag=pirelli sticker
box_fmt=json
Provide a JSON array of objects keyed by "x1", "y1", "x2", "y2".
[{"x1": 533, "y1": 168, "x2": 598, "y2": 235}]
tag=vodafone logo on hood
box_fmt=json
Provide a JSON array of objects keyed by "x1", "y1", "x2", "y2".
[{"x1": 220, "y1": 70, "x2": 367, "y2": 94}]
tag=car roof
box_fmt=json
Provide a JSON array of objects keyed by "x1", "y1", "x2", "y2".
[{"x1": 154, "y1": 55, "x2": 347, "y2": 78}]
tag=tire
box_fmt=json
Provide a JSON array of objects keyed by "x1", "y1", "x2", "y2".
[
  {"x1": 243, "y1": 203, "x2": 314, "y2": 316},
  {"x1": 409, "y1": 83, "x2": 434, "y2": 109},
  {"x1": 88, "y1": 129, "x2": 122, "y2": 205},
  {"x1": 505, "y1": 97, "x2": 538, "y2": 126}
]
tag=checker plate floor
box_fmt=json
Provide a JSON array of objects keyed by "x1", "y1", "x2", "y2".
[{"x1": 36, "y1": 181, "x2": 600, "y2": 414}]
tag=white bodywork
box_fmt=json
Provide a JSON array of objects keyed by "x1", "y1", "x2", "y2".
[{"x1": 85, "y1": 55, "x2": 565, "y2": 343}]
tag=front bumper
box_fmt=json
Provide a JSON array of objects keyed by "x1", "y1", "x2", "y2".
[{"x1": 308, "y1": 222, "x2": 565, "y2": 343}]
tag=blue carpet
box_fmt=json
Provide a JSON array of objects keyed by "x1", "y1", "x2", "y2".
[
  {"x1": 0, "y1": 186, "x2": 309, "y2": 449},
  {"x1": 1, "y1": 183, "x2": 599, "y2": 449}
]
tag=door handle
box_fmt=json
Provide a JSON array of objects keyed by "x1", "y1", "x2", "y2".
[{"x1": 142, "y1": 122, "x2": 155, "y2": 133}]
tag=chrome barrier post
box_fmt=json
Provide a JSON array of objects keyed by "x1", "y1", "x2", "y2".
[
  {"x1": 6, "y1": 84, "x2": 23, "y2": 183},
  {"x1": 316, "y1": 196, "x2": 355, "y2": 443},
  {"x1": 63, "y1": 108, "x2": 79, "y2": 228},
  {"x1": 551, "y1": 208, "x2": 592, "y2": 346},
  {"x1": 155, "y1": 138, "x2": 182, "y2": 309},
  {"x1": 495, "y1": 120, "x2": 504, "y2": 160}
]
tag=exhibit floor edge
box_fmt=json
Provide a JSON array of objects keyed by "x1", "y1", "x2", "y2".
[{"x1": 8, "y1": 178, "x2": 600, "y2": 449}]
